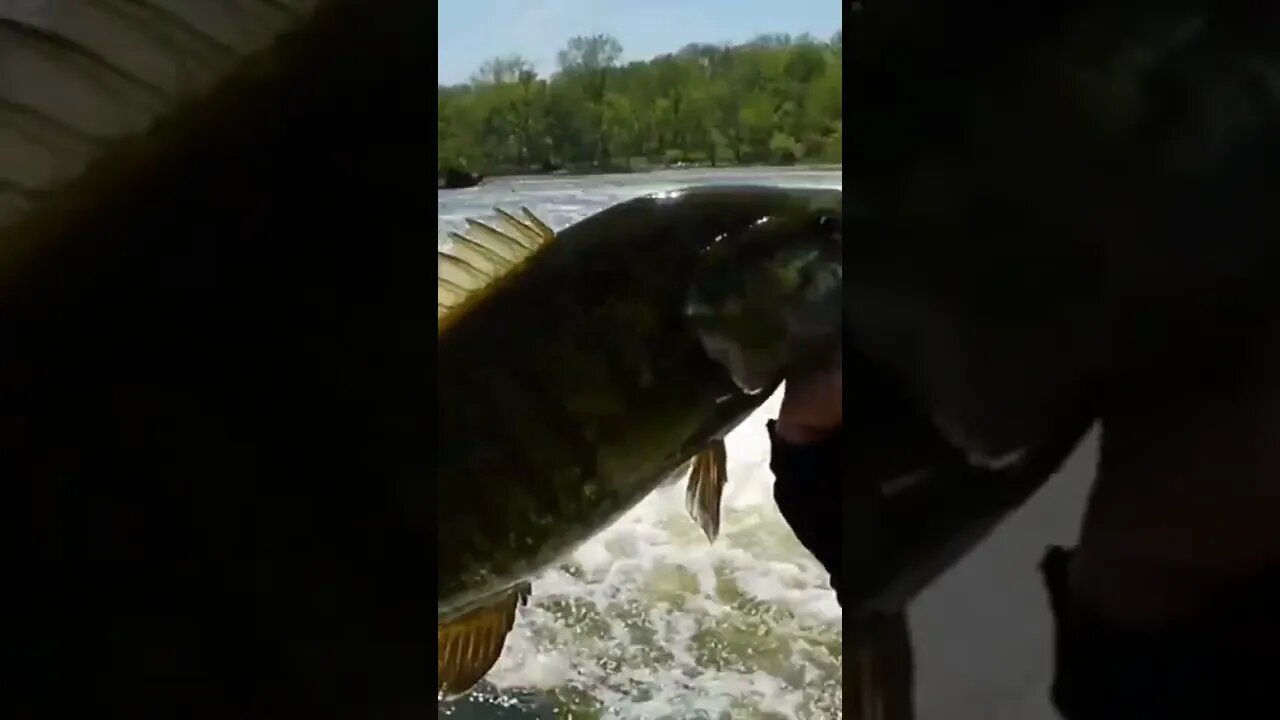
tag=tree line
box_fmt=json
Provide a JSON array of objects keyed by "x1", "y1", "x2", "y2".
[{"x1": 437, "y1": 31, "x2": 842, "y2": 177}]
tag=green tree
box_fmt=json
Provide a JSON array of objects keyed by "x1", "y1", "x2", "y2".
[
  {"x1": 557, "y1": 34, "x2": 623, "y2": 167},
  {"x1": 437, "y1": 28, "x2": 843, "y2": 176},
  {"x1": 601, "y1": 92, "x2": 639, "y2": 168},
  {"x1": 472, "y1": 55, "x2": 531, "y2": 85}
]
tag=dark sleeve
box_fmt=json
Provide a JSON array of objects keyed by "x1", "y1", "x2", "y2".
[
  {"x1": 768, "y1": 420, "x2": 843, "y2": 606},
  {"x1": 1041, "y1": 546, "x2": 1280, "y2": 719}
]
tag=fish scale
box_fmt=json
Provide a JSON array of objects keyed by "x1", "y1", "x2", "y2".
[{"x1": 440, "y1": 277, "x2": 669, "y2": 606}]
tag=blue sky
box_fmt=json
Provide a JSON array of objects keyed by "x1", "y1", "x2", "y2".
[{"x1": 438, "y1": 0, "x2": 842, "y2": 85}]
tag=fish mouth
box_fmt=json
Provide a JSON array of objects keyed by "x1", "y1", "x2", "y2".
[{"x1": 695, "y1": 332, "x2": 782, "y2": 395}]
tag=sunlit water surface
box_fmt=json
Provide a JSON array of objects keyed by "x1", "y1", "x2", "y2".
[{"x1": 438, "y1": 168, "x2": 843, "y2": 719}]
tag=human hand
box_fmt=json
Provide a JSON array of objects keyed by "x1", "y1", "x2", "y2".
[{"x1": 775, "y1": 364, "x2": 842, "y2": 444}]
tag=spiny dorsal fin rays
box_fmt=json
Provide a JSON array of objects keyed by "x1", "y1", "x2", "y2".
[
  {"x1": 79, "y1": 0, "x2": 246, "y2": 81},
  {"x1": 0, "y1": 18, "x2": 173, "y2": 107},
  {"x1": 437, "y1": 249, "x2": 493, "y2": 322},
  {"x1": 0, "y1": 17, "x2": 169, "y2": 174},
  {"x1": 491, "y1": 206, "x2": 554, "y2": 250},
  {"x1": 520, "y1": 205, "x2": 555, "y2": 239},
  {"x1": 436, "y1": 274, "x2": 469, "y2": 297},
  {"x1": 446, "y1": 229, "x2": 516, "y2": 270},
  {"x1": 78, "y1": 0, "x2": 310, "y2": 88},
  {"x1": 126, "y1": 0, "x2": 314, "y2": 55},
  {"x1": 0, "y1": 0, "x2": 319, "y2": 232},
  {"x1": 462, "y1": 218, "x2": 533, "y2": 264},
  {"x1": 490, "y1": 207, "x2": 540, "y2": 250},
  {"x1": 437, "y1": 205, "x2": 556, "y2": 332},
  {"x1": 0, "y1": 96, "x2": 105, "y2": 148},
  {"x1": 437, "y1": 250, "x2": 491, "y2": 292}
]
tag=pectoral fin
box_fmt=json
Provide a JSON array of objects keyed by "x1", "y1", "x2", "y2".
[
  {"x1": 684, "y1": 438, "x2": 728, "y2": 542},
  {"x1": 848, "y1": 611, "x2": 917, "y2": 719},
  {"x1": 436, "y1": 582, "x2": 531, "y2": 697}
]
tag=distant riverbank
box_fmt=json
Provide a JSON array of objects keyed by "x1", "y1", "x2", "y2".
[{"x1": 440, "y1": 162, "x2": 842, "y2": 189}]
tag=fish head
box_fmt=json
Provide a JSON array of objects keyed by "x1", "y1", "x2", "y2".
[{"x1": 685, "y1": 209, "x2": 842, "y2": 395}]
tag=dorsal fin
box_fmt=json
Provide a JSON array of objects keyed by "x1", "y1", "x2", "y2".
[
  {"x1": 0, "y1": 0, "x2": 320, "y2": 231},
  {"x1": 437, "y1": 205, "x2": 556, "y2": 334}
]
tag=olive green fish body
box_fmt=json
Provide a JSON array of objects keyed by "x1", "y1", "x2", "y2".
[{"x1": 437, "y1": 186, "x2": 840, "y2": 620}]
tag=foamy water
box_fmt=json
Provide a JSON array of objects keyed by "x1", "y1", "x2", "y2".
[{"x1": 438, "y1": 168, "x2": 844, "y2": 719}]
